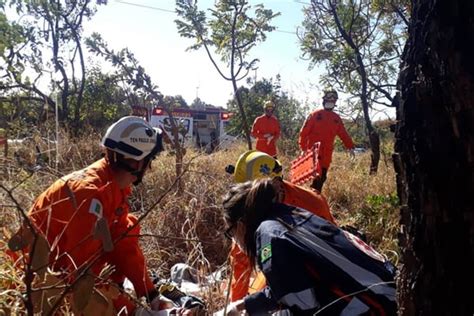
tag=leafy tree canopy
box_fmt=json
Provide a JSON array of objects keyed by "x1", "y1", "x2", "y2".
[{"x1": 299, "y1": 0, "x2": 408, "y2": 110}]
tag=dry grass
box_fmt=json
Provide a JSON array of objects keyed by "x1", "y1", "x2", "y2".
[
  {"x1": 324, "y1": 151, "x2": 399, "y2": 263},
  {"x1": 0, "y1": 133, "x2": 399, "y2": 314}
]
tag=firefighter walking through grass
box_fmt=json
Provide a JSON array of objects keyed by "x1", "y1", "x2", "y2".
[
  {"x1": 299, "y1": 90, "x2": 355, "y2": 192},
  {"x1": 251, "y1": 100, "x2": 281, "y2": 157}
]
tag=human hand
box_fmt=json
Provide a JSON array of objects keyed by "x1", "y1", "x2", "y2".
[{"x1": 266, "y1": 135, "x2": 274, "y2": 145}]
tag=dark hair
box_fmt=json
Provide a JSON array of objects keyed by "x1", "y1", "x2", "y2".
[{"x1": 222, "y1": 178, "x2": 277, "y2": 267}]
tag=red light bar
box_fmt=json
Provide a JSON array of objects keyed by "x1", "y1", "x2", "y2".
[{"x1": 153, "y1": 108, "x2": 164, "y2": 115}]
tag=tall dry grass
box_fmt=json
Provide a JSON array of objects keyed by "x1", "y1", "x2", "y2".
[
  {"x1": 0, "y1": 132, "x2": 399, "y2": 314},
  {"x1": 324, "y1": 151, "x2": 399, "y2": 262}
]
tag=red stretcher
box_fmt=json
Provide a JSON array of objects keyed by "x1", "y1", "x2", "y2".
[{"x1": 289, "y1": 142, "x2": 322, "y2": 185}]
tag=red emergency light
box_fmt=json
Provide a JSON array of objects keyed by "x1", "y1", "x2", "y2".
[
  {"x1": 221, "y1": 112, "x2": 231, "y2": 120},
  {"x1": 153, "y1": 108, "x2": 164, "y2": 115}
]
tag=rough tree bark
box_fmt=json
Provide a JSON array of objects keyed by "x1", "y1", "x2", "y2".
[{"x1": 394, "y1": 0, "x2": 474, "y2": 315}]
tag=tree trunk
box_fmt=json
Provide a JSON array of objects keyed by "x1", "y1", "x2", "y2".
[
  {"x1": 165, "y1": 109, "x2": 184, "y2": 192},
  {"x1": 361, "y1": 90, "x2": 380, "y2": 175},
  {"x1": 330, "y1": 1, "x2": 380, "y2": 174},
  {"x1": 232, "y1": 79, "x2": 252, "y2": 150},
  {"x1": 394, "y1": 0, "x2": 474, "y2": 315},
  {"x1": 368, "y1": 128, "x2": 380, "y2": 175}
]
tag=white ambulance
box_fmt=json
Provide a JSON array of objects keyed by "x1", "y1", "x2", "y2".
[{"x1": 147, "y1": 106, "x2": 234, "y2": 151}]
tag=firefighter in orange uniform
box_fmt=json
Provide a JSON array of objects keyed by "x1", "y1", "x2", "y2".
[
  {"x1": 16, "y1": 117, "x2": 166, "y2": 314},
  {"x1": 299, "y1": 90, "x2": 355, "y2": 192},
  {"x1": 251, "y1": 100, "x2": 281, "y2": 157},
  {"x1": 225, "y1": 150, "x2": 337, "y2": 302}
]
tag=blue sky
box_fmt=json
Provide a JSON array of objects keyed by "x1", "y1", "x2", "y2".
[{"x1": 83, "y1": 0, "x2": 325, "y2": 108}]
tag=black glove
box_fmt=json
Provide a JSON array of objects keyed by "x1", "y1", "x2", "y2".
[
  {"x1": 225, "y1": 164, "x2": 235, "y2": 175},
  {"x1": 178, "y1": 294, "x2": 206, "y2": 310},
  {"x1": 158, "y1": 282, "x2": 206, "y2": 311}
]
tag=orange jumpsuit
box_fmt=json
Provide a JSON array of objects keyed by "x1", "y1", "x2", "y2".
[
  {"x1": 298, "y1": 109, "x2": 354, "y2": 168},
  {"x1": 230, "y1": 180, "x2": 336, "y2": 301},
  {"x1": 251, "y1": 114, "x2": 281, "y2": 157},
  {"x1": 27, "y1": 158, "x2": 155, "y2": 313}
]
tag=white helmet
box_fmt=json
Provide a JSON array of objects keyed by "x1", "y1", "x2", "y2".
[{"x1": 101, "y1": 116, "x2": 163, "y2": 161}]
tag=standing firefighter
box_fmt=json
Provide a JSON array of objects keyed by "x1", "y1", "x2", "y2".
[
  {"x1": 225, "y1": 150, "x2": 336, "y2": 303},
  {"x1": 251, "y1": 100, "x2": 281, "y2": 157},
  {"x1": 8, "y1": 117, "x2": 203, "y2": 315},
  {"x1": 299, "y1": 90, "x2": 355, "y2": 192}
]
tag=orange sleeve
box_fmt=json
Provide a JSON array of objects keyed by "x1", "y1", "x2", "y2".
[
  {"x1": 108, "y1": 214, "x2": 155, "y2": 298},
  {"x1": 298, "y1": 114, "x2": 314, "y2": 151},
  {"x1": 251, "y1": 117, "x2": 262, "y2": 139},
  {"x1": 230, "y1": 242, "x2": 252, "y2": 301},
  {"x1": 336, "y1": 117, "x2": 354, "y2": 149},
  {"x1": 29, "y1": 183, "x2": 106, "y2": 273},
  {"x1": 283, "y1": 180, "x2": 337, "y2": 224},
  {"x1": 248, "y1": 272, "x2": 266, "y2": 294}
]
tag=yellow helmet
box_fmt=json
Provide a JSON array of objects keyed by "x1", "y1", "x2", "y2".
[
  {"x1": 233, "y1": 150, "x2": 282, "y2": 183},
  {"x1": 263, "y1": 100, "x2": 275, "y2": 109}
]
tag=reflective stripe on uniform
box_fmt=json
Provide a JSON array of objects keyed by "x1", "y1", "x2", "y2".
[
  {"x1": 341, "y1": 297, "x2": 370, "y2": 316},
  {"x1": 279, "y1": 288, "x2": 320, "y2": 310}
]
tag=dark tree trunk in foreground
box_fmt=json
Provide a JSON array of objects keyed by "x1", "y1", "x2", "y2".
[{"x1": 394, "y1": 0, "x2": 474, "y2": 315}]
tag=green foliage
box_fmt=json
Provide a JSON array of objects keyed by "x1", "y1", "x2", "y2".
[
  {"x1": 164, "y1": 95, "x2": 189, "y2": 110},
  {"x1": 190, "y1": 97, "x2": 212, "y2": 109},
  {"x1": 86, "y1": 33, "x2": 162, "y2": 105},
  {"x1": 79, "y1": 67, "x2": 130, "y2": 128},
  {"x1": 0, "y1": 12, "x2": 24, "y2": 56},
  {"x1": 176, "y1": 0, "x2": 279, "y2": 66},
  {"x1": 334, "y1": 117, "x2": 395, "y2": 151},
  {"x1": 359, "y1": 192, "x2": 399, "y2": 260},
  {"x1": 299, "y1": 0, "x2": 407, "y2": 107},
  {"x1": 340, "y1": 117, "x2": 368, "y2": 148},
  {"x1": 1, "y1": 0, "x2": 106, "y2": 125},
  {"x1": 365, "y1": 192, "x2": 399, "y2": 212},
  {"x1": 0, "y1": 95, "x2": 45, "y2": 136}
]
